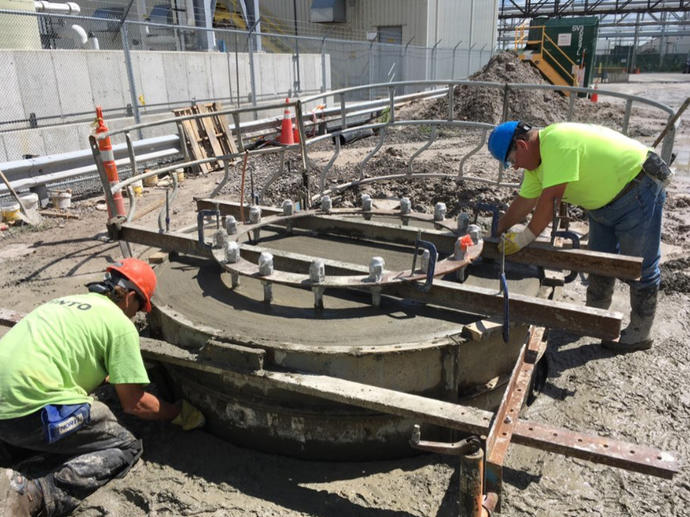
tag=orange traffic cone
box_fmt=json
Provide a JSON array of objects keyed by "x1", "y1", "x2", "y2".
[
  {"x1": 280, "y1": 99, "x2": 294, "y2": 145},
  {"x1": 590, "y1": 83, "x2": 598, "y2": 103}
]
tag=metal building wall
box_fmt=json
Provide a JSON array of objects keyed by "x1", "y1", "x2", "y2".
[
  {"x1": 259, "y1": 0, "x2": 428, "y2": 45},
  {"x1": 435, "y1": 0, "x2": 497, "y2": 51}
]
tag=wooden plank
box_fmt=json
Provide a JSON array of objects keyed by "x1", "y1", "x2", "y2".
[
  {"x1": 197, "y1": 105, "x2": 225, "y2": 168},
  {"x1": 207, "y1": 102, "x2": 238, "y2": 156},
  {"x1": 483, "y1": 237, "x2": 642, "y2": 281},
  {"x1": 137, "y1": 336, "x2": 680, "y2": 480},
  {"x1": 173, "y1": 107, "x2": 211, "y2": 174}
]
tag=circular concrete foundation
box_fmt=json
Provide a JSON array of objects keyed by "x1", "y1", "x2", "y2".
[{"x1": 150, "y1": 224, "x2": 543, "y2": 459}]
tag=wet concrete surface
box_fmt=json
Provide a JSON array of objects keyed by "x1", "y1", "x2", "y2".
[{"x1": 154, "y1": 229, "x2": 540, "y2": 348}]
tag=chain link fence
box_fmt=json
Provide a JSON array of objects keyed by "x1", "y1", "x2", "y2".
[{"x1": 0, "y1": 8, "x2": 493, "y2": 162}]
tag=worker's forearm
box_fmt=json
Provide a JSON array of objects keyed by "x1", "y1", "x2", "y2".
[
  {"x1": 527, "y1": 184, "x2": 567, "y2": 238},
  {"x1": 124, "y1": 391, "x2": 180, "y2": 421},
  {"x1": 497, "y1": 196, "x2": 538, "y2": 235}
]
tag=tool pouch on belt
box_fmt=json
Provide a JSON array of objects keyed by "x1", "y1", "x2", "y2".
[
  {"x1": 642, "y1": 152, "x2": 674, "y2": 186},
  {"x1": 41, "y1": 403, "x2": 91, "y2": 444}
]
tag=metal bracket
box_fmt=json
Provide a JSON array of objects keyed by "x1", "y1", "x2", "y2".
[
  {"x1": 411, "y1": 235, "x2": 438, "y2": 292},
  {"x1": 409, "y1": 424, "x2": 481, "y2": 455},
  {"x1": 197, "y1": 208, "x2": 220, "y2": 248},
  {"x1": 475, "y1": 202, "x2": 500, "y2": 237}
]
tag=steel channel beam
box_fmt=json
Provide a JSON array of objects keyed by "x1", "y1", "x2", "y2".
[
  {"x1": 110, "y1": 221, "x2": 623, "y2": 339},
  {"x1": 238, "y1": 244, "x2": 622, "y2": 340},
  {"x1": 136, "y1": 336, "x2": 680, "y2": 480},
  {"x1": 484, "y1": 326, "x2": 546, "y2": 510},
  {"x1": 0, "y1": 308, "x2": 678, "y2": 481},
  {"x1": 109, "y1": 221, "x2": 212, "y2": 258},
  {"x1": 196, "y1": 199, "x2": 643, "y2": 280}
]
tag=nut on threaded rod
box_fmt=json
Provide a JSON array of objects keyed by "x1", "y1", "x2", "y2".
[{"x1": 400, "y1": 197, "x2": 411, "y2": 226}]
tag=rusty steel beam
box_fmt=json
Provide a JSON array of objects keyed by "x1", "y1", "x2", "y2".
[
  {"x1": 135, "y1": 336, "x2": 680, "y2": 480},
  {"x1": 485, "y1": 326, "x2": 546, "y2": 510},
  {"x1": 512, "y1": 419, "x2": 678, "y2": 480}
]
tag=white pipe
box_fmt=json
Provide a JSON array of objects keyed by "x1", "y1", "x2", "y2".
[
  {"x1": 34, "y1": 1, "x2": 80, "y2": 14},
  {"x1": 71, "y1": 24, "x2": 88, "y2": 45}
]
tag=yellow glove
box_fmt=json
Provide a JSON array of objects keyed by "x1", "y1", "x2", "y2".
[
  {"x1": 498, "y1": 228, "x2": 536, "y2": 255},
  {"x1": 171, "y1": 400, "x2": 206, "y2": 431}
]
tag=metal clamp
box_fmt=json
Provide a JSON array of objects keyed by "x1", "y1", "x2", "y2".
[
  {"x1": 197, "y1": 208, "x2": 220, "y2": 248},
  {"x1": 475, "y1": 202, "x2": 500, "y2": 237},
  {"x1": 411, "y1": 232, "x2": 438, "y2": 292}
]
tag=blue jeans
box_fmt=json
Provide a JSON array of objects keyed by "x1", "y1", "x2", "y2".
[
  {"x1": 0, "y1": 401, "x2": 142, "y2": 517},
  {"x1": 587, "y1": 174, "x2": 666, "y2": 288}
]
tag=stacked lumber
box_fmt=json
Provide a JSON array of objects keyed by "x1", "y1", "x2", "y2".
[{"x1": 172, "y1": 102, "x2": 238, "y2": 173}]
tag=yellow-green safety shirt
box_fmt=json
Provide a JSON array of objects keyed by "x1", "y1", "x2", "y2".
[
  {"x1": 519, "y1": 123, "x2": 649, "y2": 210},
  {"x1": 0, "y1": 293, "x2": 150, "y2": 419}
]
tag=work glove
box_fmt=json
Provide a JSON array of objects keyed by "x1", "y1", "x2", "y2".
[
  {"x1": 498, "y1": 228, "x2": 536, "y2": 255},
  {"x1": 171, "y1": 400, "x2": 206, "y2": 431}
]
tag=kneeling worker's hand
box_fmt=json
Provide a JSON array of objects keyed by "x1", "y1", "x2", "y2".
[
  {"x1": 172, "y1": 400, "x2": 206, "y2": 431},
  {"x1": 498, "y1": 228, "x2": 535, "y2": 255}
]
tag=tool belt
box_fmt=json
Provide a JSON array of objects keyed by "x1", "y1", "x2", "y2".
[
  {"x1": 641, "y1": 151, "x2": 674, "y2": 186},
  {"x1": 41, "y1": 403, "x2": 90, "y2": 444}
]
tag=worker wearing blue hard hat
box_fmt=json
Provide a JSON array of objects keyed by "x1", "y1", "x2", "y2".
[{"x1": 487, "y1": 120, "x2": 672, "y2": 353}]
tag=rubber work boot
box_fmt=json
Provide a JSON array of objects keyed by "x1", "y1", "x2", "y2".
[
  {"x1": 603, "y1": 284, "x2": 658, "y2": 353},
  {"x1": 586, "y1": 274, "x2": 615, "y2": 310},
  {"x1": 0, "y1": 468, "x2": 43, "y2": 517}
]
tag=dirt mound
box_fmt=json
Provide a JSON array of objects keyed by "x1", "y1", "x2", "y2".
[
  {"x1": 400, "y1": 51, "x2": 650, "y2": 135},
  {"x1": 660, "y1": 257, "x2": 690, "y2": 294}
]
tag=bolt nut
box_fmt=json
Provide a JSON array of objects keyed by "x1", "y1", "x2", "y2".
[
  {"x1": 361, "y1": 194, "x2": 372, "y2": 212},
  {"x1": 421, "y1": 249, "x2": 430, "y2": 273},
  {"x1": 258, "y1": 251, "x2": 274, "y2": 276},
  {"x1": 468, "y1": 224, "x2": 482, "y2": 244},
  {"x1": 369, "y1": 256, "x2": 385, "y2": 282},
  {"x1": 224, "y1": 241, "x2": 240, "y2": 263},
  {"x1": 400, "y1": 197, "x2": 411, "y2": 215},
  {"x1": 249, "y1": 206, "x2": 262, "y2": 224},
  {"x1": 213, "y1": 229, "x2": 228, "y2": 249},
  {"x1": 309, "y1": 259, "x2": 325, "y2": 284},
  {"x1": 457, "y1": 212, "x2": 470, "y2": 234},
  {"x1": 225, "y1": 215, "x2": 237, "y2": 235},
  {"x1": 434, "y1": 202, "x2": 447, "y2": 222},
  {"x1": 282, "y1": 199, "x2": 294, "y2": 216}
]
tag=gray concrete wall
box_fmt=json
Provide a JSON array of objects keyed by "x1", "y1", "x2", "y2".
[{"x1": 0, "y1": 48, "x2": 329, "y2": 161}]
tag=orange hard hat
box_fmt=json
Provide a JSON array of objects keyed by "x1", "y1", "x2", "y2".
[{"x1": 106, "y1": 258, "x2": 157, "y2": 313}]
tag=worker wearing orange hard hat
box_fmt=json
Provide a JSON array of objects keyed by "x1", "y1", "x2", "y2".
[
  {"x1": 488, "y1": 121, "x2": 672, "y2": 354},
  {"x1": 0, "y1": 258, "x2": 204, "y2": 517}
]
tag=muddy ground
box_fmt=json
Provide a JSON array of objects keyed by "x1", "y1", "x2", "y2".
[{"x1": 1, "y1": 59, "x2": 690, "y2": 516}]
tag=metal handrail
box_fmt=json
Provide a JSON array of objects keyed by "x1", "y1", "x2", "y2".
[{"x1": 87, "y1": 80, "x2": 679, "y2": 228}]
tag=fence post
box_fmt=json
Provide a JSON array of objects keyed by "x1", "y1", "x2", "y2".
[
  {"x1": 368, "y1": 41, "x2": 375, "y2": 100},
  {"x1": 431, "y1": 39, "x2": 441, "y2": 81},
  {"x1": 247, "y1": 20, "x2": 259, "y2": 115},
  {"x1": 320, "y1": 36, "x2": 327, "y2": 93},
  {"x1": 452, "y1": 40, "x2": 462, "y2": 80},
  {"x1": 467, "y1": 43, "x2": 476, "y2": 77},
  {"x1": 120, "y1": 23, "x2": 142, "y2": 139}
]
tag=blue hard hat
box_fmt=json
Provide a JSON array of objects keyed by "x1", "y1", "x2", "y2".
[{"x1": 488, "y1": 121, "x2": 519, "y2": 167}]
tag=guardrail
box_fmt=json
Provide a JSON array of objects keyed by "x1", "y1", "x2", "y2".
[{"x1": 2, "y1": 80, "x2": 677, "y2": 216}]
